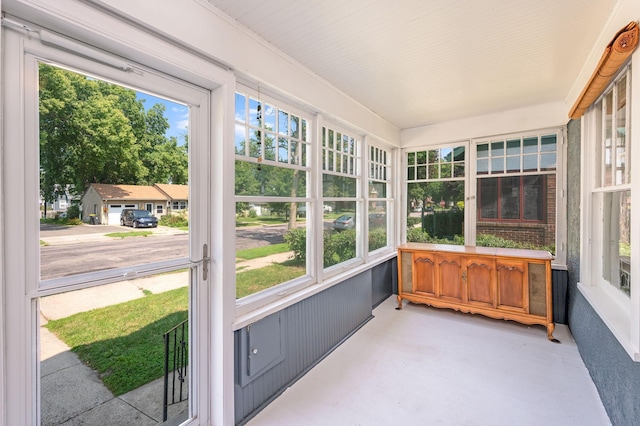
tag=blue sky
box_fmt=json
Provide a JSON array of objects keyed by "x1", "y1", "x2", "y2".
[{"x1": 136, "y1": 92, "x2": 189, "y2": 144}]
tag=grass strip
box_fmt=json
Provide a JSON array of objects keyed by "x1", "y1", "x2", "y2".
[
  {"x1": 236, "y1": 260, "x2": 305, "y2": 298},
  {"x1": 104, "y1": 231, "x2": 153, "y2": 238},
  {"x1": 236, "y1": 243, "x2": 291, "y2": 260}
]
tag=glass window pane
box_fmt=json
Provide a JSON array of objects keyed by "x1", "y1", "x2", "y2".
[
  {"x1": 416, "y1": 151, "x2": 427, "y2": 165},
  {"x1": 405, "y1": 181, "x2": 464, "y2": 244},
  {"x1": 523, "y1": 154, "x2": 538, "y2": 171},
  {"x1": 429, "y1": 164, "x2": 439, "y2": 179},
  {"x1": 324, "y1": 201, "x2": 358, "y2": 268},
  {"x1": 604, "y1": 91, "x2": 614, "y2": 186},
  {"x1": 235, "y1": 93, "x2": 246, "y2": 122},
  {"x1": 264, "y1": 104, "x2": 276, "y2": 131},
  {"x1": 477, "y1": 143, "x2": 489, "y2": 158},
  {"x1": 407, "y1": 152, "x2": 416, "y2": 166},
  {"x1": 540, "y1": 135, "x2": 557, "y2": 152},
  {"x1": 322, "y1": 174, "x2": 357, "y2": 197},
  {"x1": 236, "y1": 202, "x2": 307, "y2": 299},
  {"x1": 408, "y1": 167, "x2": 416, "y2": 181},
  {"x1": 235, "y1": 161, "x2": 307, "y2": 197},
  {"x1": 523, "y1": 137, "x2": 538, "y2": 154},
  {"x1": 477, "y1": 158, "x2": 489, "y2": 175},
  {"x1": 290, "y1": 115, "x2": 299, "y2": 138},
  {"x1": 39, "y1": 64, "x2": 190, "y2": 280},
  {"x1": 478, "y1": 178, "x2": 498, "y2": 219},
  {"x1": 523, "y1": 175, "x2": 544, "y2": 220},
  {"x1": 540, "y1": 153, "x2": 556, "y2": 171},
  {"x1": 491, "y1": 141, "x2": 504, "y2": 157},
  {"x1": 500, "y1": 176, "x2": 520, "y2": 220},
  {"x1": 417, "y1": 165, "x2": 427, "y2": 180},
  {"x1": 263, "y1": 133, "x2": 276, "y2": 161},
  {"x1": 506, "y1": 156, "x2": 520, "y2": 172},
  {"x1": 602, "y1": 191, "x2": 631, "y2": 296},
  {"x1": 506, "y1": 139, "x2": 521, "y2": 155},
  {"x1": 235, "y1": 124, "x2": 246, "y2": 155},
  {"x1": 454, "y1": 163, "x2": 465, "y2": 178},
  {"x1": 368, "y1": 201, "x2": 387, "y2": 252},
  {"x1": 441, "y1": 163, "x2": 452, "y2": 178},
  {"x1": 616, "y1": 75, "x2": 627, "y2": 185},
  {"x1": 490, "y1": 157, "x2": 504, "y2": 174},
  {"x1": 369, "y1": 181, "x2": 387, "y2": 198},
  {"x1": 440, "y1": 147, "x2": 452, "y2": 162},
  {"x1": 278, "y1": 110, "x2": 288, "y2": 135},
  {"x1": 454, "y1": 146, "x2": 465, "y2": 161},
  {"x1": 278, "y1": 137, "x2": 289, "y2": 163},
  {"x1": 249, "y1": 98, "x2": 261, "y2": 127}
]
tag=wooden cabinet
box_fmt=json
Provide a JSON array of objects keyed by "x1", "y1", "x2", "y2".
[{"x1": 398, "y1": 243, "x2": 555, "y2": 340}]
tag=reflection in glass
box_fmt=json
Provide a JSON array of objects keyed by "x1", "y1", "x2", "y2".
[
  {"x1": 369, "y1": 200, "x2": 387, "y2": 252},
  {"x1": 324, "y1": 201, "x2": 358, "y2": 268},
  {"x1": 322, "y1": 174, "x2": 356, "y2": 198},
  {"x1": 603, "y1": 191, "x2": 631, "y2": 296},
  {"x1": 235, "y1": 161, "x2": 307, "y2": 197}
]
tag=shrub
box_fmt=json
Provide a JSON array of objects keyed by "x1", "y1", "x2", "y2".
[
  {"x1": 406, "y1": 217, "x2": 421, "y2": 227},
  {"x1": 368, "y1": 228, "x2": 387, "y2": 251},
  {"x1": 159, "y1": 212, "x2": 188, "y2": 228},
  {"x1": 66, "y1": 204, "x2": 81, "y2": 219},
  {"x1": 283, "y1": 228, "x2": 306, "y2": 261}
]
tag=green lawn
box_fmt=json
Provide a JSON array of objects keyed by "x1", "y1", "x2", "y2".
[
  {"x1": 46, "y1": 287, "x2": 188, "y2": 396},
  {"x1": 236, "y1": 243, "x2": 291, "y2": 260},
  {"x1": 104, "y1": 231, "x2": 153, "y2": 238}
]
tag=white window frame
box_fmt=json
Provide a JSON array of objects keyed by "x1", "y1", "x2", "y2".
[
  {"x1": 1, "y1": 14, "x2": 236, "y2": 426},
  {"x1": 320, "y1": 119, "x2": 365, "y2": 277},
  {"x1": 579, "y1": 61, "x2": 640, "y2": 361},
  {"x1": 366, "y1": 138, "x2": 395, "y2": 257},
  {"x1": 402, "y1": 128, "x2": 567, "y2": 267}
]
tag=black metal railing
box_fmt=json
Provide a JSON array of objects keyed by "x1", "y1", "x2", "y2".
[{"x1": 163, "y1": 319, "x2": 188, "y2": 422}]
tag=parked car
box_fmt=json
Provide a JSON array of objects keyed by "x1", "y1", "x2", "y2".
[
  {"x1": 333, "y1": 214, "x2": 355, "y2": 231},
  {"x1": 120, "y1": 209, "x2": 158, "y2": 228}
]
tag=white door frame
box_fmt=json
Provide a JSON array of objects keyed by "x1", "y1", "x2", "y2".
[{"x1": 1, "y1": 17, "x2": 236, "y2": 425}]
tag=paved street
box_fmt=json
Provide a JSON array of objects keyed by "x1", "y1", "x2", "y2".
[{"x1": 39, "y1": 222, "x2": 300, "y2": 280}]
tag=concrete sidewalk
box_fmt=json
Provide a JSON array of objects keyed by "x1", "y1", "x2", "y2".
[{"x1": 40, "y1": 274, "x2": 189, "y2": 426}]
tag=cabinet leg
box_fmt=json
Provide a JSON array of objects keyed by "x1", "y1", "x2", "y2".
[
  {"x1": 396, "y1": 296, "x2": 403, "y2": 310},
  {"x1": 547, "y1": 323, "x2": 559, "y2": 343}
]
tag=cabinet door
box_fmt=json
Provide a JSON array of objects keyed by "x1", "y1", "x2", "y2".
[
  {"x1": 437, "y1": 254, "x2": 464, "y2": 302},
  {"x1": 466, "y1": 256, "x2": 495, "y2": 308},
  {"x1": 413, "y1": 252, "x2": 437, "y2": 296},
  {"x1": 496, "y1": 259, "x2": 527, "y2": 312}
]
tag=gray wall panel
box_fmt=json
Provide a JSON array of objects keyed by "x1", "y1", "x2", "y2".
[
  {"x1": 566, "y1": 119, "x2": 640, "y2": 425},
  {"x1": 371, "y1": 258, "x2": 396, "y2": 308},
  {"x1": 235, "y1": 266, "x2": 379, "y2": 424}
]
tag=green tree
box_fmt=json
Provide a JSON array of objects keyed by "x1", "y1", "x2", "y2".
[{"x1": 39, "y1": 63, "x2": 189, "y2": 204}]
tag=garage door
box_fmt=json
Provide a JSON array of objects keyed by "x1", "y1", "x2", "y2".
[{"x1": 107, "y1": 204, "x2": 136, "y2": 225}]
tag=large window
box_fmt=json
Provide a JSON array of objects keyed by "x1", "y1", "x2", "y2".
[
  {"x1": 580, "y1": 65, "x2": 636, "y2": 360},
  {"x1": 406, "y1": 145, "x2": 466, "y2": 244},
  {"x1": 234, "y1": 91, "x2": 310, "y2": 303},
  {"x1": 475, "y1": 134, "x2": 557, "y2": 253},
  {"x1": 368, "y1": 144, "x2": 392, "y2": 253},
  {"x1": 322, "y1": 125, "x2": 362, "y2": 269}
]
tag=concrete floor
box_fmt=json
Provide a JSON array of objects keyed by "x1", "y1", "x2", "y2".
[{"x1": 247, "y1": 296, "x2": 611, "y2": 426}]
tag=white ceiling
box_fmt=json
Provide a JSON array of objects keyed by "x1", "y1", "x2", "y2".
[{"x1": 205, "y1": 0, "x2": 617, "y2": 130}]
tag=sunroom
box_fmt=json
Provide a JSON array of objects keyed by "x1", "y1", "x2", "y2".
[{"x1": 1, "y1": 0, "x2": 639, "y2": 425}]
